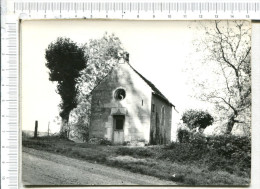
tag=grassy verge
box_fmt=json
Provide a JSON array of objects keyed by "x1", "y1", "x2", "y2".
[{"x1": 22, "y1": 136, "x2": 250, "y2": 185}]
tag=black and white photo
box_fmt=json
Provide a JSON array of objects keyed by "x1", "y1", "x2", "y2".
[{"x1": 21, "y1": 20, "x2": 251, "y2": 186}]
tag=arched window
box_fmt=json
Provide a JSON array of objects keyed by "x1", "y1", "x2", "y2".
[{"x1": 161, "y1": 106, "x2": 165, "y2": 126}]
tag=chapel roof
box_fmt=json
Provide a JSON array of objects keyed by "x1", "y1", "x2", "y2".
[
  {"x1": 90, "y1": 62, "x2": 174, "y2": 107},
  {"x1": 127, "y1": 63, "x2": 174, "y2": 107}
]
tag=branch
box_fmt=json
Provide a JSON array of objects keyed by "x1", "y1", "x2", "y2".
[
  {"x1": 215, "y1": 21, "x2": 222, "y2": 36},
  {"x1": 208, "y1": 95, "x2": 237, "y2": 114},
  {"x1": 215, "y1": 22, "x2": 239, "y2": 73},
  {"x1": 235, "y1": 22, "x2": 242, "y2": 53},
  {"x1": 219, "y1": 44, "x2": 242, "y2": 96},
  {"x1": 238, "y1": 47, "x2": 251, "y2": 69},
  {"x1": 215, "y1": 22, "x2": 240, "y2": 79},
  {"x1": 234, "y1": 119, "x2": 245, "y2": 124},
  {"x1": 220, "y1": 63, "x2": 232, "y2": 94}
]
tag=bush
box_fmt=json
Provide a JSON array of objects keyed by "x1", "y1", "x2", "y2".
[
  {"x1": 177, "y1": 128, "x2": 191, "y2": 143},
  {"x1": 100, "y1": 138, "x2": 112, "y2": 145},
  {"x1": 167, "y1": 134, "x2": 251, "y2": 176},
  {"x1": 88, "y1": 137, "x2": 111, "y2": 145},
  {"x1": 181, "y1": 109, "x2": 214, "y2": 130},
  {"x1": 189, "y1": 132, "x2": 208, "y2": 147},
  {"x1": 207, "y1": 135, "x2": 251, "y2": 170}
]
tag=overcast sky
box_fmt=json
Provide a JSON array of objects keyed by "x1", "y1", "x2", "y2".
[{"x1": 21, "y1": 20, "x2": 216, "y2": 134}]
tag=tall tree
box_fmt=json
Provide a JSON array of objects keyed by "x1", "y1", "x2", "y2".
[
  {"x1": 77, "y1": 33, "x2": 125, "y2": 100},
  {"x1": 69, "y1": 33, "x2": 127, "y2": 141},
  {"x1": 45, "y1": 37, "x2": 87, "y2": 138},
  {"x1": 193, "y1": 21, "x2": 251, "y2": 135}
]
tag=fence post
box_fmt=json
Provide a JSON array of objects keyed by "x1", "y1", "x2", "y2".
[
  {"x1": 34, "y1": 120, "x2": 38, "y2": 138},
  {"x1": 48, "y1": 121, "x2": 50, "y2": 136}
]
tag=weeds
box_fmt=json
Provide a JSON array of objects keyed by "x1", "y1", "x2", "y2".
[
  {"x1": 116, "y1": 147, "x2": 155, "y2": 158},
  {"x1": 22, "y1": 135, "x2": 250, "y2": 185}
]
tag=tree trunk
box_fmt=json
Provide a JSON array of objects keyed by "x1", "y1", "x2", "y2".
[
  {"x1": 225, "y1": 114, "x2": 236, "y2": 134},
  {"x1": 60, "y1": 118, "x2": 68, "y2": 138}
]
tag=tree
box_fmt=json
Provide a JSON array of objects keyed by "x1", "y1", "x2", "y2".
[
  {"x1": 181, "y1": 109, "x2": 214, "y2": 132},
  {"x1": 192, "y1": 21, "x2": 251, "y2": 135},
  {"x1": 69, "y1": 33, "x2": 127, "y2": 141},
  {"x1": 76, "y1": 33, "x2": 126, "y2": 100},
  {"x1": 45, "y1": 37, "x2": 87, "y2": 138}
]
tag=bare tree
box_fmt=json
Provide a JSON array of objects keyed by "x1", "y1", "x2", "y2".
[{"x1": 193, "y1": 21, "x2": 251, "y2": 135}]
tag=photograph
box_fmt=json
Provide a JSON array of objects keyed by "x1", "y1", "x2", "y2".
[{"x1": 21, "y1": 20, "x2": 251, "y2": 186}]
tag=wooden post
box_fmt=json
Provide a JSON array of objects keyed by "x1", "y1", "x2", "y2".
[
  {"x1": 48, "y1": 121, "x2": 50, "y2": 136},
  {"x1": 34, "y1": 120, "x2": 38, "y2": 138}
]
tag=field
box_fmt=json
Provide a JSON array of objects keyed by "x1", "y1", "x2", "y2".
[{"x1": 22, "y1": 135, "x2": 250, "y2": 185}]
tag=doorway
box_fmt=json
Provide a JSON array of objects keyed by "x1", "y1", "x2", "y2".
[{"x1": 113, "y1": 115, "x2": 125, "y2": 144}]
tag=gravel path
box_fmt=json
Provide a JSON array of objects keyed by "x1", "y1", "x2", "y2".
[{"x1": 22, "y1": 147, "x2": 176, "y2": 186}]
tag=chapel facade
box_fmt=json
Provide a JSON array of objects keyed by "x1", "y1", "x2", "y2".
[{"x1": 89, "y1": 60, "x2": 174, "y2": 145}]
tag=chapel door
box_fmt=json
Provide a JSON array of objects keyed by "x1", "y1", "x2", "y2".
[{"x1": 113, "y1": 115, "x2": 125, "y2": 144}]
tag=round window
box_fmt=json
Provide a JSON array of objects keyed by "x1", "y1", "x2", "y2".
[{"x1": 114, "y1": 89, "x2": 126, "y2": 100}]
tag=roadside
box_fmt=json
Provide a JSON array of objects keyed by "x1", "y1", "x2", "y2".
[
  {"x1": 22, "y1": 137, "x2": 250, "y2": 185},
  {"x1": 23, "y1": 147, "x2": 176, "y2": 185}
]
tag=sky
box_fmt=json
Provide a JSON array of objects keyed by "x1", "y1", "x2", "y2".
[{"x1": 21, "y1": 20, "x2": 217, "y2": 134}]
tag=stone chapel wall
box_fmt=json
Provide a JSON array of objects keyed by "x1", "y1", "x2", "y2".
[{"x1": 89, "y1": 63, "x2": 152, "y2": 144}]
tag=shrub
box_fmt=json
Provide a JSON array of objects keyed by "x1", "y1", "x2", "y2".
[
  {"x1": 167, "y1": 134, "x2": 251, "y2": 176},
  {"x1": 206, "y1": 135, "x2": 251, "y2": 170},
  {"x1": 100, "y1": 138, "x2": 112, "y2": 145},
  {"x1": 189, "y1": 132, "x2": 208, "y2": 148},
  {"x1": 116, "y1": 147, "x2": 154, "y2": 158},
  {"x1": 171, "y1": 174, "x2": 185, "y2": 182},
  {"x1": 88, "y1": 137, "x2": 111, "y2": 145},
  {"x1": 181, "y1": 109, "x2": 214, "y2": 131},
  {"x1": 177, "y1": 128, "x2": 191, "y2": 143}
]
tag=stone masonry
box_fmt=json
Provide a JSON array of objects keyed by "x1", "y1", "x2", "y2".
[{"x1": 89, "y1": 62, "x2": 173, "y2": 145}]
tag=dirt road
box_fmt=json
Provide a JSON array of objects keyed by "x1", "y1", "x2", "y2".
[{"x1": 22, "y1": 147, "x2": 176, "y2": 185}]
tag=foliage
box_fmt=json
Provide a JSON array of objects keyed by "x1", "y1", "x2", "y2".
[
  {"x1": 76, "y1": 33, "x2": 126, "y2": 100},
  {"x1": 45, "y1": 37, "x2": 87, "y2": 137},
  {"x1": 69, "y1": 115, "x2": 89, "y2": 142},
  {"x1": 181, "y1": 109, "x2": 214, "y2": 131},
  {"x1": 87, "y1": 137, "x2": 112, "y2": 145},
  {"x1": 117, "y1": 147, "x2": 155, "y2": 158},
  {"x1": 167, "y1": 134, "x2": 251, "y2": 176},
  {"x1": 99, "y1": 138, "x2": 112, "y2": 145},
  {"x1": 192, "y1": 21, "x2": 251, "y2": 135},
  {"x1": 177, "y1": 128, "x2": 191, "y2": 143},
  {"x1": 69, "y1": 33, "x2": 127, "y2": 140}
]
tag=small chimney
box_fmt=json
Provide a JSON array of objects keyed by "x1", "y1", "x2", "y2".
[{"x1": 125, "y1": 53, "x2": 129, "y2": 63}]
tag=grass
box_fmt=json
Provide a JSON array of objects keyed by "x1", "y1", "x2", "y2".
[{"x1": 22, "y1": 136, "x2": 250, "y2": 185}]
